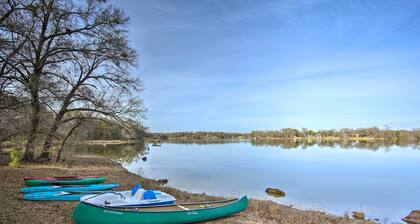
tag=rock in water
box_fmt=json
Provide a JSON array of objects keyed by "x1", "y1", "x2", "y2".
[
  {"x1": 265, "y1": 188, "x2": 285, "y2": 197},
  {"x1": 352, "y1": 211, "x2": 365, "y2": 220},
  {"x1": 403, "y1": 210, "x2": 420, "y2": 224},
  {"x1": 141, "y1": 156, "x2": 147, "y2": 161}
]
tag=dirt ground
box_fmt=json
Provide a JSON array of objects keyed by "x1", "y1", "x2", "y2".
[{"x1": 0, "y1": 156, "x2": 374, "y2": 224}]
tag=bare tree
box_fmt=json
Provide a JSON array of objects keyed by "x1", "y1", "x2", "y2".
[
  {"x1": 39, "y1": 34, "x2": 144, "y2": 161},
  {"x1": 0, "y1": 0, "x2": 30, "y2": 110},
  {"x1": 1, "y1": 0, "x2": 145, "y2": 162}
]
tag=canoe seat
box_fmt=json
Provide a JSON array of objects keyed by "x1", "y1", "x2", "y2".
[
  {"x1": 131, "y1": 184, "x2": 142, "y2": 196},
  {"x1": 143, "y1": 190, "x2": 157, "y2": 200},
  {"x1": 133, "y1": 189, "x2": 157, "y2": 200},
  {"x1": 177, "y1": 205, "x2": 190, "y2": 210}
]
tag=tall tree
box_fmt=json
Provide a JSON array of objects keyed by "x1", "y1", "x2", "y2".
[
  {"x1": 1, "y1": 0, "x2": 145, "y2": 162},
  {"x1": 39, "y1": 30, "x2": 144, "y2": 161}
]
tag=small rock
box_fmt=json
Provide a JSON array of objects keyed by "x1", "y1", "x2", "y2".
[
  {"x1": 157, "y1": 179, "x2": 168, "y2": 185},
  {"x1": 402, "y1": 210, "x2": 420, "y2": 224},
  {"x1": 141, "y1": 156, "x2": 147, "y2": 161},
  {"x1": 265, "y1": 188, "x2": 285, "y2": 197},
  {"x1": 352, "y1": 211, "x2": 365, "y2": 220}
]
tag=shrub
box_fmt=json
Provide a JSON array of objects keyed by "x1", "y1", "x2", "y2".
[{"x1": 9, "y1": 149, "x2": 21, "y2": 168}]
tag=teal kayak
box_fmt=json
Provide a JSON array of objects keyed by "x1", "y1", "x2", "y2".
[
  {"x1": 73, "y1": 196, "x2": 248, "y2": 224},
  {"x1": 23, "y1": 191, "x2": 114, "y2": 201},
  {"x1": 20, "y1": 184, "x2": 119, "y2": 193},
  {"x1": 25, "y1": 177, "x2": 105, "y2": 186}
]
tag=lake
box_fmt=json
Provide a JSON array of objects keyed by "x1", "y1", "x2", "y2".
[{"x1": 73, "y1": 140, "x2": 420, "y2": 223}]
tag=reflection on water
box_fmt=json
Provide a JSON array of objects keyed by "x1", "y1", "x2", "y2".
[
  {"x1": 64, "y1": 143, "x2": 147, "y2": 163},
  {"x1": 123, "y1": 140, "x2": 420, "y2": 223},
  {"x1": 157, "y1": 139, "x2": 248, "y2": 145},
  {"x1": 162, "y1": 138, "x2": 420, "y2": 150},
  {"x1": 251, "y1": 139, "x2": 420, "y2": 151},
  {"x1": 66, "y1": 140, "x2": 420, "y2": 222}
]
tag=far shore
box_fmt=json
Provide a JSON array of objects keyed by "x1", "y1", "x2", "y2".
[{"x1": 0, "y1": 155, "x2": 375, "y2": 224}]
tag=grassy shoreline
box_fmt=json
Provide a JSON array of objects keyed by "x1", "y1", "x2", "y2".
[{"x1": 0, "y1": 155, "x2": 374, "y2": 224}]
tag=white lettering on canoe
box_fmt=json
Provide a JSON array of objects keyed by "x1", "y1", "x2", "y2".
[
  {"x1": 104, "y1": 210, "x2": 123, "y2": 215},
  {"x1": 187, "y1": 211, "x2": 198, "y2": 215}
]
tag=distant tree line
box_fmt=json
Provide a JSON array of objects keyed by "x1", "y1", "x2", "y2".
[
  {"x1": 152, "y1": 127, "x2": 420, "y2": 141},
  {"x1": 0, "y1": 0, "x2": 145, "y2": 162},
  {"x1": 249, "y1": 127, "x2": 420, "y2": 140}
]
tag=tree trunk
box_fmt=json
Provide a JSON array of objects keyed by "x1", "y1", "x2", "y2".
[
  {"x1": 26, "y1": 1, "x2": 53, "y2": 162},
  {"x1": 39, "y1": 80, "x2": 82, "y2": 161},
  {"x1": 22, "y1": 90, "x2": 40, "y2": 162},
  {"x1": 56, "y1": 119, "x2": 83, "y2": 162},
  {"x1": 37, "y1": 124, "x2": 57, "y2": 162},
  {"x1": 38, "y1": 95, "x2": 75, "y2": 161},
  {"x1": 38, "y1": 119, "x2": 61, "y2": 162}
]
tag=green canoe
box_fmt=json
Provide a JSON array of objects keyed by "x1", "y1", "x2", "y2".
[
  {"x1": 25, "y1": 177, "x2": 106, "y2": 186},
  {"x1": 73, "y1": 196, "x2": 248, "y2": 224}
]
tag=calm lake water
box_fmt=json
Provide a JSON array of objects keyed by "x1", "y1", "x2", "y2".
[{"x1": 69, "y1": 140, "x2": 420, "y2": 223}]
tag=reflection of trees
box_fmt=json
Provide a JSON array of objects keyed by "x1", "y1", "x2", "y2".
[
  {"x1": 62, "y1": 139, "x2": 419, "y2": 161},
  {"x1": 156, "y1": 139, "x2": 247, "y2": 145},
  {"x1": 250, "y1": 139, "x2": 420, "y2": 151},
  {"x1": 65, "y1": 143, "x2": 148, "y2": 163},
  {"x1": 156, "y1": 138, "x2": 420, "y2": 151}
]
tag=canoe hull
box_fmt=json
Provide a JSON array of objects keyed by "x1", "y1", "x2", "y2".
[
  {"x1": 20, "y1": 184, "x2": 119, "y2": 193},
  {"x1": 25, "y1": 177, "x2": 106, "y2": 186},
  {"x1": 73, "y1": 196, "x2": 248, "y2": 224},
  {"x1": 23, "y1": 191, "x2": 93, "y2": 201},
  {"x1": 23, "y1": 190, "x2": 119, "y2": 201}
]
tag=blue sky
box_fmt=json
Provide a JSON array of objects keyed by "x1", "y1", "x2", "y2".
[{"x1": 113, "y1": 0, "x2": 420, "y2": 132}]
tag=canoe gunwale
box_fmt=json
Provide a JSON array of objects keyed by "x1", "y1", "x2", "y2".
[
  {"x1": 24, "y1": 175, "x2": 100, "y2": 180},
  {"x1": 20, "y1": 184, "x2": 119, "y2": 193},
  {"x1": 80, "y1": 196, "x2": 246, "y2": 214}
]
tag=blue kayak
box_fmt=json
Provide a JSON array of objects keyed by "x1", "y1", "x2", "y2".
[
  {"x1": 23, "y1": 191, "x2": 114, "y2": 201},
  {"x1": 20, "y1": 184, "x2": 119, "y2": 193}
]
